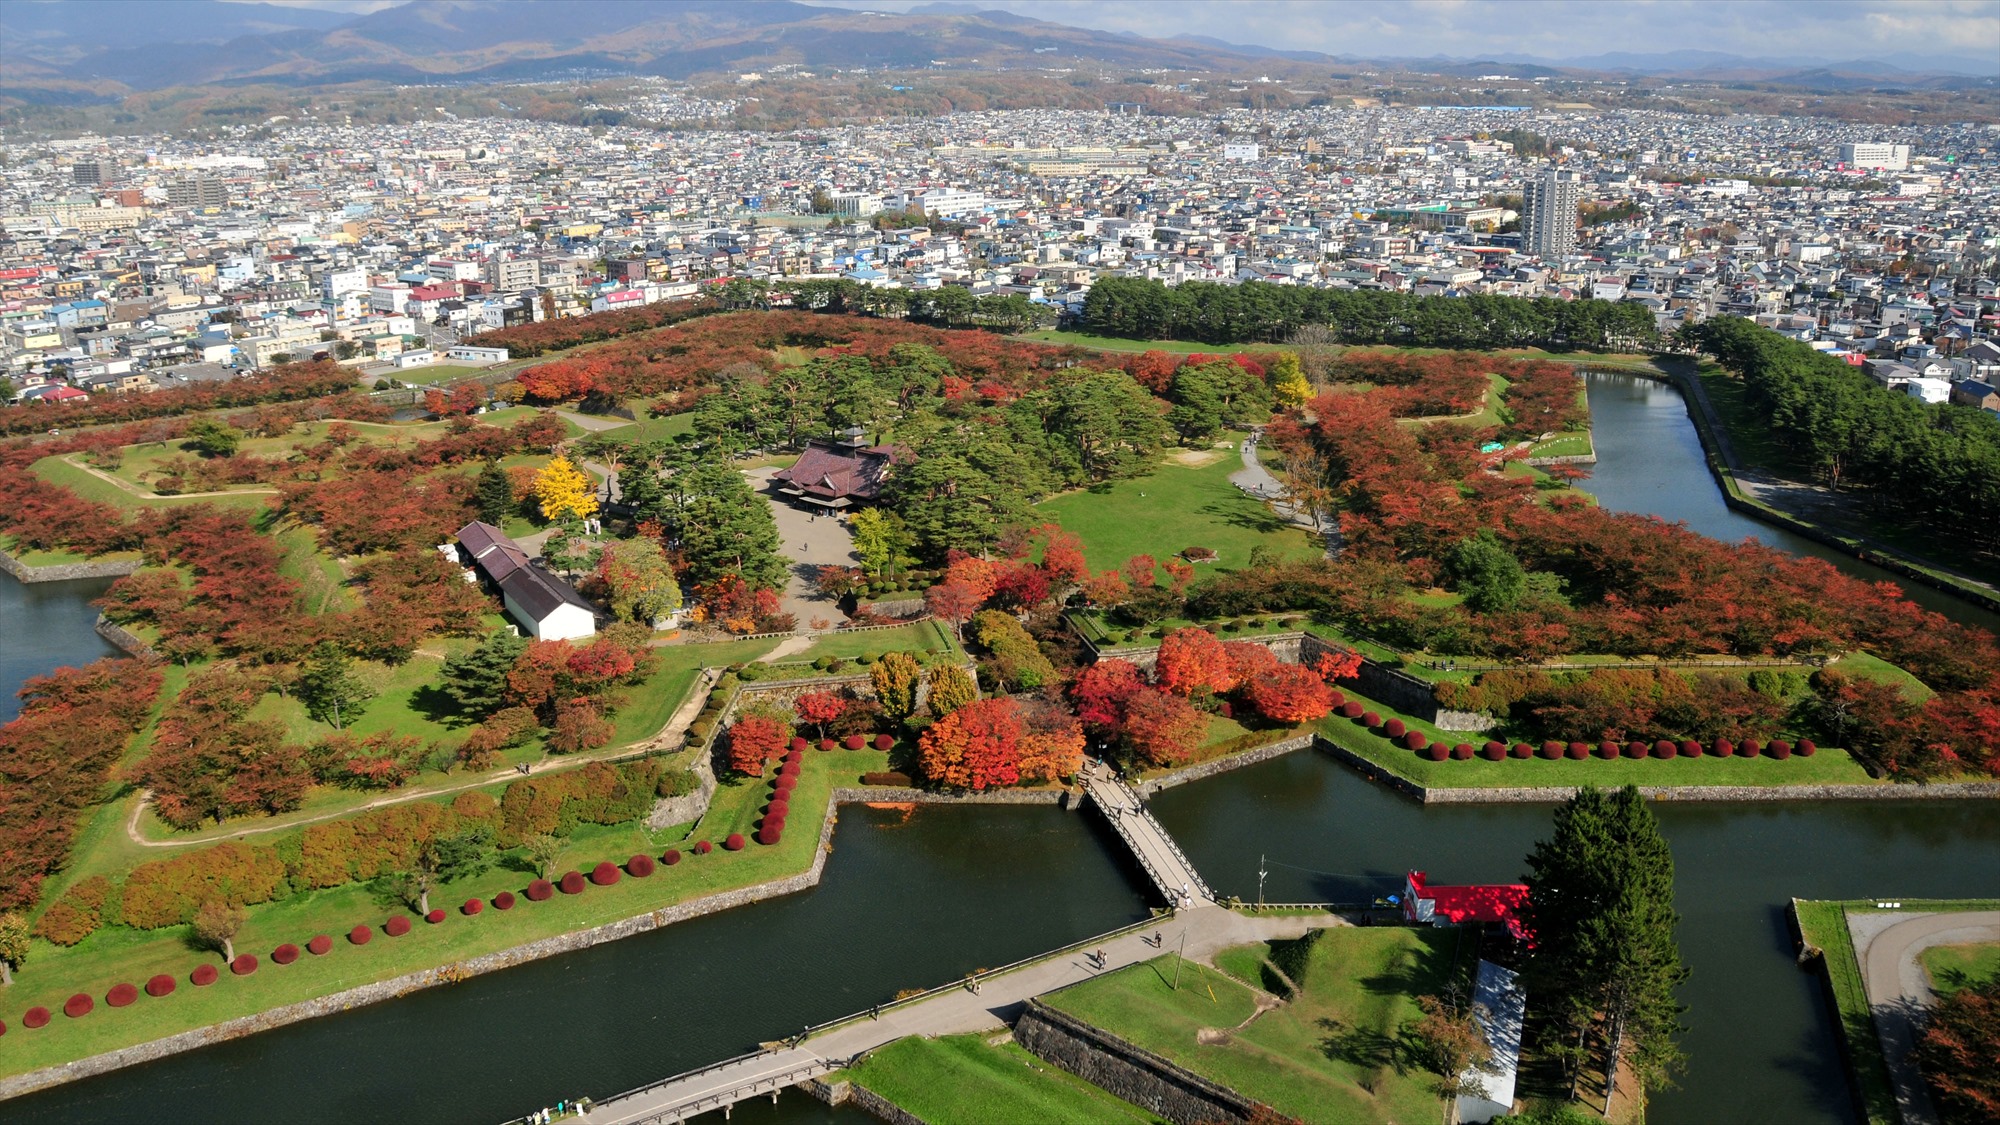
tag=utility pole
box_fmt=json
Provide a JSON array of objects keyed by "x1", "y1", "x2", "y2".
[
  {"x1": 1258, "y1": 853, "x2": 1268, "y2": 908},
  {"x1": 1171, "y1": 928, "x2": 1188, "y2": 991}
]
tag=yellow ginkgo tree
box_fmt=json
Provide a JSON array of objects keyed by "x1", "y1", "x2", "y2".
[{"x1": 532, "y1": 455, "x2": 599, "y2": 522}]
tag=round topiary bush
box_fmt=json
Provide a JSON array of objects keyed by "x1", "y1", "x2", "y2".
[
  {"x1": 106, "y1": 983, "x2": 138, "y2": 1008},
  {"x1": 1452, "y1": 743, "x2": 1474, "y2": 760},
  {"x1": 559, "y1": 871, "x2": 586, "y2": 895},
  {"x1": 843, "y1": 735, "x2": 865, "y2": 750},
  {"x1": 1541, "y1": 741, "x2": 1564, "y2": 760},
  {"x1": 526, "y1": 879, "x2": 554, "y2": 901},
  {"x1": 780, "y1": 761, "x2": 802, "y2": 779},
  {"x1": 23, "y1": 1007, "x2": 50, "y2": 1028},
  {"x1": 424, "y1": 909, "x2": 445, "y2": 925},
  {"x1": 1360, "y1": 711, "x2": 1381, "y2": 728},
  {"x1": 1625, "y1": 741, "x2": 1648, "y2": 759},
  {"x1": 230, "y1": 955, "x2": 258, "y2": 976},
  {"x1": 693, "y1": 840, "x2": 713, "y2": 855},
  {"x1": 1739, "y1": 739, "x2": 1763, "y2": 758},
  {"x1": 767, "y1": 799, "x2": 790, "y2": 821},
  {"x1": 462, "y1": 898, "x2": 484, "y2": 916},
  {"x1": 1712, "y1": 738, "x2": 1736, "y2": 757},
  {"x1": 785, "y1": 748, "x2": 803, "y2": 766},
  {"x1": 1425, "y1": 744, "x2": 1448, "y2": 762},
  {"x1": 146, "y1": 973, "x2": 177, "y2": 998},
  {"x1": 272, "y1": 943, "x2": 300, "y2": 965},
  {"x1": 65, "y1": 993, "x2": 94, "y2": 1017},
  {"x1": 1677, "y1": 740, "x2": 1700, "y2": 758},
  {"x1": 590, "y1": 861, "x2": 621, "y2": 887},
  {"x1": 1403, "y1": 731, "x2": 1428, "y2": 751},
  {"x1": 1567, "y1": 742, "x2": 1590, "y2": 760},
  {"x1": 493, "y1": 891, "x2": 516, "y2": 910},
  {"x1": 1797, "y1": 739, "x2": 1817, "y2": 757},
  {"x1": 307, "y1": 935, "x2": 332, "y2": 956},
  {"x1": 1338, "y1": 701, "x2": 1363, "y2": 718},
  {"x1": 775, "y1": 777, "x2": 797, "y2": 798},
  {"x1": 1384, "y1": 718, "x2": 1407, "y2": 738},
  {"x1": 385, "y1": 915, "x2": 412, "y2": 937},
  {"x1": 1769, "y1": 741, "x2": 1792, "y2": 760},
  {"x1": 348, "y1": 926, "x2": 373, "y2": 947},
  {"x1": 662, "y1": 849, "x2": 682, "y2": 866},
  {"x1": 1511, "y1": 742, "x2": 1533, "y2": 759},
  {"x1": 1480, "y1": 742, "x2": 1506, "y2": 761},
  {"x1": 1651, "y1": 740, "x2": 1676, "y2": 760},
  {"x1": 627, "y1": 854, "x2": 655, "y2": 878},
  {"x1": 757, "y1": 824, "x2": 783, "y2": 846},
  {"x1": 1598, "y1": 741, "x2": 1621, "y2": 760},
  {"x1": 724, "y1": 833, "x2": 746, "y2": 851},
  {"x1": 1327, "y1": 689, "x2": 1345, "y2": 708},
  {"x1": 873, "y1": 733, "x2": 893, "y2": 751},
  {"x1": 819, "y1": 738, "x2": 837, "y2": 752},
  {"x1": 790, "y1": 737, "x2": 810, "y2": 753}
]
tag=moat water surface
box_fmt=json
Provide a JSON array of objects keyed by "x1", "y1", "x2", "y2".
[{"x1": 6, "y1": 373, "x2": 1998, "y2": 1124}]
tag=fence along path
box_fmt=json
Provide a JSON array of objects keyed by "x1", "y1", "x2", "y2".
[{"x1": 1080, "y1": 761, "x2": 1215, "y2": 906}]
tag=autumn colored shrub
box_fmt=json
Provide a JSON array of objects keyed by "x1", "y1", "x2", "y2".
[
  {"x1": 1598, "y1": 742, "x2": 1621, "y2": 759},
  {"x1": 790, "y1": 737, "x2": 810, "y2": 753},
  {"x1": 348, "y1": 926, "x2": 372, "y2": 946},
  {"x1": 559, "y1": 871, "x2": 586, "y2": 894},
  {"x1": 1651, "y1": 741, "x2": 1677, "y2": 760},
  {"x1": 23, "y1": 1007, "x2": 50, "y2": 1028},
  {"x1": 1739, "y1": 739, "x2": 1763, "y2": 758},
  {"x1": 463, "y1": 898, "x2": 484, "y2": 916},
  {"x1": 385, "y1": 916, "x2": 412, "y2": 936},
  {"x1": 1797, "y1": 739, "x2": 1817, "y2": 757},
  {"x1": 1424, "y1": 744, "x2": 1448, "y2": 762},
  {"x1": 146, "y1": 974, "x2": 177, "y2": 997},
  {"x1": 1384, "y1": 718, "x2": 1407, "y2": 738},
  {"x1": 1712, "y1": 738, "x2": 1736, "y2": 757},
  {"x1": 231, "y1": 954, "x2": 258, "y2": 976},
  {"x1": 1567, "y1": 743, "x2": 1590, "y2": 760},
  {"x1": 106, "y1": 983, "x2": 138, "y2": 1008},
  {"x1": 272, "y1": 943, "x2": 300, "y2": 965},
  {"x1": 818, "y1": 738, "x2": 837, "y2": 752},
  {"x1": 627, "y1": 854, "x2": 655, "y2": 878},
  {"x1": 843, "y1": 735, "x2": 865, "y2": 750},
  {"x1": 873, "y1": 734, "x2": 893, "y2": 751},
  {"x1": 1511, "y1": 743, "x2": 1533, "y2": 759},
  {"x1": 526, "y1": 879, "x2": 554, "y2": 901},
  {"x1": 1625, "y1": 741, "x2": 1648, "y2": 759},
  {"x1": 307, "y1": 935, "x2": 332, "y2": 955},
  {"x1": 1327, "y1": 689, "x2": 1346, "y2": 708},
  {"x1": 35, "y1": 875, "x2": 114, "y2": 946},
  {"x1": 1483, "y1": 740, "x2": 1505, "y2": 757},
  {"x1": 724, "y1": 833, "x2": 746, "y2": 851},
  {"x1": 1452, "y1": 744, "x2": 1474, "y2": 760},
  {"x1": 1769, "y1": 741, "x2": 1792, "y2": 760},
  {"x1": 1403, "y1": 731, "x2": 1428, "y2": 751},
  {"x1": 1338, "y1": 701, "x2": 1364, "y2": 719},
  {"x1": 418, "y1": 909, "x2": 441, "y2": 925},
  {"x1": 64, "y1": 993, "x2": 94, "y2": 1018},
  {"x1": 767, "y1": 800, "x2": 790, "y2": 821},
  {"x1": 757, "y1": 824, "x2": 783, "y2": 846},
  {"x1": 1542, "y1": 741, "x2": 1565, "y2": 759},
  {"x1": 693, "y1": 840, "x2": 713, "y2": 855},
  {"x1": 1361, "y1": 711, "x2": 1381, "y2": 727},
  {"x1": 493, "y1": 892, "x2": 516, "y2": 911},
  {"x1": 861, "y1": 772, "x2": 913, "y2": 786},
  {"x1": 662, "y1": 849, "x2": 682, "y2": 866},
  {"x1": 591, "y1": 861, "x2": 621, "y2": 886}
]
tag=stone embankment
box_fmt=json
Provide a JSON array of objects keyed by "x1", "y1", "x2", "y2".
[
  {"x1": 0, "y1": 547, "x2": 141, "y2": 583},
  {"x1": 1014, "y1": 1002, "x2": 1263, "y2": 1125}
]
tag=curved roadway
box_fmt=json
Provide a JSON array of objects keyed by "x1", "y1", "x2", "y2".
[{"x1": 1847, "y1": 909, "x2": 2000, "y2": 1125}]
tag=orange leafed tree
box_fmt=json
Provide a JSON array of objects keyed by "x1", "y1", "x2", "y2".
[
  {"x1": 917, "y1": 697, "x2": 1024, "y2": 790},
  {"x1": 1017, "y1": 702, "x2": 1085, "y2": 784},
  {"x1": 794, "y1": 690, "x2": 846, "y2": 739},
  {"x1": 1156, "y1": 627, "x2": 1238, "y2": 696},
  {"x1": 1120, "y1": 689, "x2": 1209, "y2": 767},
  {"x1": 1314, "y1": 648, "x2": 1364, "y2": 682},
  {"x1": 726, "y1": 713, "x2": 792, "y2": 775},
  {"x1": 1244, "y1": 664, "x2": 1337, "y2": 724}
]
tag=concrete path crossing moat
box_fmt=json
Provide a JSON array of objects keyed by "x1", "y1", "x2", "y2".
[{"x1": 1846, "y1": 909, "x2": 2000, "y2": 1125}]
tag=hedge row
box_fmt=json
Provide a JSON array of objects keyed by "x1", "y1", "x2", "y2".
[{"x1": 1412, "y1": 737, "x2": 1824, "y2": 763}]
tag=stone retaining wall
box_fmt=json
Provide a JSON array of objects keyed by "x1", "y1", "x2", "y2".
[
  {"x1": 1523, "y1": 453, "x2": 1599, "y2": 467},
  {"x1": 94, "y1": 614, "x2": 157, "y2": 660},
  {"x1": 1132, "y1": 734, "x2": 1316, "y2": 798},
  {"x1": 1014, "y1": 1001, "x2": 1261, "y2": 1125},
  {"x1": 0, "y1": 548, "x2": 142, "y2": 583},
  {"x1": 823, "y1": 1079, "x2": 929, "y2": 1125},
  {"x1": 1297, "y1": 634, "x2": 1493, "y2": 732},
  {"x1": 831, "y1": 786, "x2": 1066, "y2": 807}
]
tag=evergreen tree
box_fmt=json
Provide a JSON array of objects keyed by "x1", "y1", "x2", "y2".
[
  {"x1": 297, "y1": 641, "x2": 375, "y2": 730},
  {"x1": 1448, "y1": 530, "x2": 1528, "y2": 613},
  {"x1": 474, "y1": 461, "x2": 514, "y2": 525},
  {"x1": 672, "y1": 462, "x2": 788, "y2": 590},
  {"x1": 440, "y1": 630, "x2": 528, "y2": 716},
  {"x1": 1522, "y1": 785, "x2": 1688, "y2": 1109}
]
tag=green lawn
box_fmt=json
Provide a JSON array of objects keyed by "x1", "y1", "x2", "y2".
[
  {"x1": 1037, "y1": 446, "x2": 1316, "y2": 573},
  {"x1": 1042, "y1": 927, "x2": 1468, "y2": 1124},
  {"x1": 837, "y1": 1034, "x2": 1165, "y2": 1125},
  {"x1": 607, "y1": 637, "x2": 780, "y2": 749},
  {"x1": 785, "y1": 621, "x2": 962, "y2": 664},
  {"x1": 33, "y1": 454, "x2": 272, "y2": 515},
  {"x1": 1, "y1": 536, "x2": 142, "y2": 568},
  {"x1": 1529, "y1": 433, "x2": 1595, "y2": 459},
  {"x1": 1315, "y1": 682, "x2": 1878, "y2": 789},
  {"x1": 1795, "y1": 901, "x2": 1899, "y2": 1125},
  {"x1": 1921, "y1": 941, "x2": 2000, "y2": 998},
  {"x1": 381, "y1": 364, "x2": 492, "y2": 386},
  {"x1": 273, "y1": 524, "x2": 356, "y2": 616},
  {"x1": 604, "y1": 407, "x2": 694, "y2": 445},
  {"x1": 1, "y1": 739, "x2": 866, "y2": 1080}
]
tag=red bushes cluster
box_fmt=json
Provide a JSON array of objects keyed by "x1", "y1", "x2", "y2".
[
  {"x1": 873, "y1": 734, "x2": 894, "y2": 751},
  {"x1": 106, "y1": 983, "x2": 137, "y2": 1008},
  {"x1": 559, "y1": 871, "x2": 586, "y2": 895},
  {"x1": 724, "y1": 834, "x2": 746, "y2": 852},
  {"x1": 493, "y1": 892, "x2": 517, "y2": 910},
  {"x1": 384, "y1": 916, "x2": 412, "y2": 937},
  {"x1": 63, "y1": 994, "x2": 93, "y2": 1018},
  {"x1": 590, "y1": 862, "x2": 621, "y2": 886},
  {"x1": 23, "y1": 1007, "x2": 50, "y2": 1028},
  {"x1": 146, "y1": 974, "x2": 176, "y2": 997},
  {"x1": 272, "y1": 943, "x2": 300, "y2": 965},
  {"x1": 230, "y1": 955, "x2": 257, "y2": 976},
  {"x1": 627, "y1": 854, "x2": 655, "y2": 878},
  {"x1": 424, "y1": 909, "x2": 445, "y2": 924},
  {"x1": 191, "y1": 964, "x2": 219, "y2": 986},
  {"x1": 526, "y1": 880, "x2": 554, "y2": 902},
  {"x1": 662, "y1": 850, "x2": 682, "y2": 866},
  {"x1": 348, "y1": 925, "x2": 373, "y2": 946},
  {"x1": 462, "y1": 898, "x2": 484, "y2": 916},
  {"x1": 307, "y1": 935, "x2": 332, "y2": 955},
  {"x1": 693, "y1": 840, "x2": 713, "y2": 856}
]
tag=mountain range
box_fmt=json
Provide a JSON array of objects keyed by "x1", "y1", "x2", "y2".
[{"x1": 0, "y1": 0, "x2": 1991, "y2": 97}]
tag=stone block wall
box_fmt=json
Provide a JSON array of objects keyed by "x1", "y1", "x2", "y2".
[
  {"x1": 0, "y1": 548, "x2": 142, "y2": 583},
  {"x1": 1014, "y1": 1001, "x2": 1260, "y2": 1125}
]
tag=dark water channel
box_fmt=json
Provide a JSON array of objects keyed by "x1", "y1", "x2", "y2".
[{"x1": 6, "y1": 372, "x2": 1999, "y2": 1123}]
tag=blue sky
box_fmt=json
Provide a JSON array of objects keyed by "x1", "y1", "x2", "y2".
[{"x1": 233, "y1": 0, "x2": 2000, "y2": 71}]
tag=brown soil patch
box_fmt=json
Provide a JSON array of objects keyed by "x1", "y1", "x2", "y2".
[{"x1": 1170, "y1": 448, "x2": 1224, "y2": 468}]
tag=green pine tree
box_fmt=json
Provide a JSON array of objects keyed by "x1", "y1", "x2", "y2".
[
  {"x1": 1522, "y1": 785, "x2": 1689, "y2": 1109},
  {"x1": 474, "y1": 461, "x2": 514, "y2": 525},
  {"x1": 297, "y1": 642, "x2": 374, "y2": 730},
  {"x1": 440, "y1": 630, "x2": 528, "y2": 717}
]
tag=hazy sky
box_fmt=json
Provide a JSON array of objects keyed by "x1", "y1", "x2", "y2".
[{"x1": 233, "y1": 0, "x2": 2000, "y2": 67}]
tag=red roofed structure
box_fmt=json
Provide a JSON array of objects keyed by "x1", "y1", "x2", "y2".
[
  {"x1": 770, "y1": 436, "x2": 900, "y2": 509},
  {"x1": 1404, "y1": 871, "x2": 1530, "y2": 941}
]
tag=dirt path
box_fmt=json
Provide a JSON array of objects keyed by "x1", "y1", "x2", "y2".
[
  {"x1": 1848, "y1": 909, "x2": 2000, "y2": 1125},
  {"x1": 63, "y1": 455, "x2": 279, "y2": 500}
]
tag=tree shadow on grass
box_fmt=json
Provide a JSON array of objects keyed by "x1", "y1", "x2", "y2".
[
  {"x1": 407, "y1": 684, "x2": 470, "y2": 727},
  {"x1": 1197, "y1": 498, "x2": 1290, "y2": 537},
  {"x1": 1318, "y1": 1015, "x2": 1399, "y2": 1070}
]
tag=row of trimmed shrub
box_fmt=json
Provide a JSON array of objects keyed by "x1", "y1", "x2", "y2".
[
  {"x1": 758, "y1": 747, "x2": 804, "y2": 848},
  {"x1": 6, "y1": 828, "x2": 783, "y2": 1036},
  {"x1": 788, "y1": 734, "x2": 895, "y2": 753},
  {"x1": 1405, "y1": 737, "x2": 1821, "y2": 763}
]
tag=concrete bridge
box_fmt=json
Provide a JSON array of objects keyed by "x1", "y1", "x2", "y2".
[{"x1": 1079, "y1": 761, "x2": 1215, "y2": 907}]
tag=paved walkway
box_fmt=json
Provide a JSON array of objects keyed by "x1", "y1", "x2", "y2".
[
  {"x1": 586, "y1": 904, "x2": 1345, "y2": 1124},
  {"x1": 1848, "y1": 909, "x2": 2000, "y2": 1125},
  {"x1": 1227, "y1": 432, "x2": 1340, "y2": 556},
  {"x1": 744, "y1": 465, "x2": 858, "y2": 632},
  {"x1": 1081, "y1": 762, "x2": 1213, "y2": 907}
]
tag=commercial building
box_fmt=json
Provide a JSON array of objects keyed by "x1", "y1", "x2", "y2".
[
  {"x1": 166, "y1": 178, "x2": 229, "y2": 208},
  {"x1": 1837, "y1": 143, "x2": 1912, "y2": 171},
  {"x1": 1521, "y1": 169, "x2": 1580, "y2": 258}
]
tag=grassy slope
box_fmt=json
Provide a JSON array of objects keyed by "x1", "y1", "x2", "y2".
[
  {"x1": 838, "y1": 1034, "x2": 1165, "y2": 1125},
  {"x1": 1920, "y1": 942, "x2": 2000, "y2": 997},
  {"x1": 1036, "y1": 447, "x2": 1315, "y2": 573},
  {"x1": 1795, "y1": 901, "x2": 1899, "y2": 1125},
  {"x1": 0, "y1": 738, "x2": 876, "y2": 1080},
  {"x1": 1043, "y1": 928, "x2": 1464, "y2": 1124}
]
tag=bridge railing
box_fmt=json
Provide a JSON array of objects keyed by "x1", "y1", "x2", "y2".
[
  {"x1": 579, "y1": 1046, "x2": 773, "y2": 1124},
  {"x1": 1088, "y1": 772, "x2": 1215, "y2": 904},
  {"x1": 1132, "y1": 802, "x2": 1215, "y2": 902},
  {"x1": 788, "y1": 912, "x2": 1169, "y2": 1049},
  {"x1": 619, "y1": 1060, "x2": 831, "y2": 1125}
]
